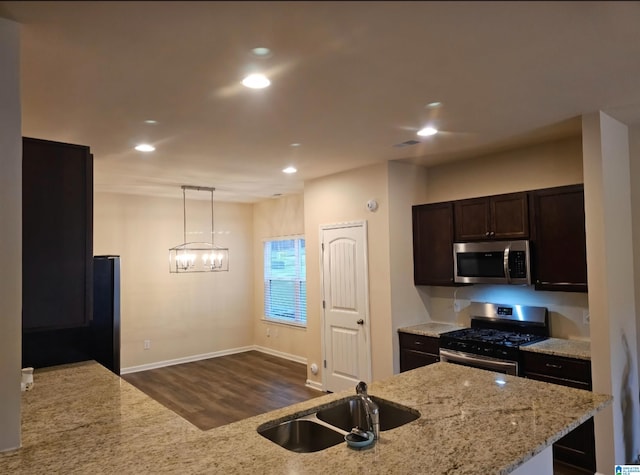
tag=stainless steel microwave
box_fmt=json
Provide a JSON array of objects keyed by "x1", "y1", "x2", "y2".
[{"x1": 453, "y1": 240, "x2": 531, "y2": 285}]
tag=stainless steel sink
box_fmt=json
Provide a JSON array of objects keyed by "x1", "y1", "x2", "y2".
[
  {"x1": 257, "y1": 419, "x2": 345, "y2": 453},
  {"x1": 315, "y1": 396, "x2": 420, "y2": 432},
  {"x1": 257, "y1": 395, "x2": 420, "y2": 453}
]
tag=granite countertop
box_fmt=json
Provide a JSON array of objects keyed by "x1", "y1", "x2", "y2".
[
  {"x1": 521, "y1": 338, "x2": 591, "y2": 360},
  {"x1": 0, "y1": 360, "x2": 610, "y2": 475},
  {"x1": 398, "y1": 322, "x2": 462, "y2": 337},
  {"x1": 399, "y1": 324, "x2": 591, "y2": 360}
]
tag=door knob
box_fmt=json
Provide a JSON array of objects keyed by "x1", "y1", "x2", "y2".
[{"x1": 357, "y1": 319, "x2": 364, "y2": 325}]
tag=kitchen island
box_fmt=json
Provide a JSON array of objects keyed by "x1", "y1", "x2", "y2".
[{"x1": 1, "y1": 360, "x2": 610, "y2": 474}]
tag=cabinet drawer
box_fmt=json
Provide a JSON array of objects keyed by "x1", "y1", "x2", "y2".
[
  {"x1": 399, "y1": 332, "x2": 440, "y2": 354},
  {"x1": 521, "y1": 352, "x2": 591, "y2": 390},
  {"x1": 400, "y1": 349, "x2": 439, "y2": 372}
]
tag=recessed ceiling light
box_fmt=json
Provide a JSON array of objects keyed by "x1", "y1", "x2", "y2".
[
  {"x1": 425, "y1": 102, "x2": 442, "y2": 109},
  {"x1": 282, "y1": 166, "x2": 297, "y2": 174},
  {"x1": 242, "y1": 73, "x2": 271, "y2": 89},
  {"x1": 144, "y1": 120, "x2": 158, "y2": 124},
  {"x1": 134, "y1": 144, "x2": 155, "y2": 152},
  {"x1": 290, "y1": 143, "x2": 301, "y2": 147},
  {"x1": 251, "y1": 47, "x2": 271, "y2": 57},
  {"x1": 417, "y1": 126, "x2": 438, "y2": 137}
]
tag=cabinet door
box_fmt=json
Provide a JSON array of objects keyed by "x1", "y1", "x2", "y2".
[
  {"x1": 412, "y1": 203, "x2": 456, "y2": 286},
  {"x1": 454, "y1": 192, "x2": 528, "y2": 241},
  {"x1": 454, "y1": 198, "x2": 490, "y2": 241},
  {"x1": 22, "y1": 137, "x2": 93, "y2": 330},
  {"x1": 490, "y1": 192, "x2": 529, "y2": 239},
  {"x1": 530, "y1": 184, "x2": 587, "y2": 292}
]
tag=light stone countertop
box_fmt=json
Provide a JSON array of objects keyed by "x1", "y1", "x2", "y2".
[
  {"x1": 399, "y1": 324, "x2": 591, "y2": 361},
  {"x1": 0, "y1": 360, "x2": 610, "y2": 475},
  {"x1": 397, "y1": 322, "x2": 462, "y2": 337},
  {"x1": 521, "y1": 337, "x2": 591, "y2": 360}
]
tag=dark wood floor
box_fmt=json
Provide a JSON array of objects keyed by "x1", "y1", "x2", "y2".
[{"x1": 122, "y1": 351, "x2": 324, "y2": 430}]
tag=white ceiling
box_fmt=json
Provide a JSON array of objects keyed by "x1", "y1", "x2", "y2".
[{"x1": 2, "y1": 1, "x2": 640, "y2": 203}]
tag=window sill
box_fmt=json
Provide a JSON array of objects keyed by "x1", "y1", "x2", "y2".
[{"x1": 261, "y1": 318, "x2": 307, "y2": 329}]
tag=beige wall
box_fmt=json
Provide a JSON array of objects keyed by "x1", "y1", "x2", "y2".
[
  {"x1": 304, "y1": 163, "x2": 394, "y2": 385},
  {"x1": 252, "y1": 194, "x2": 308, "y2": 362},
  {"x1": 425, "y1": 136, "x2": 583, "y2": 202},
  {"x1": 94, "y1": 192, "x2": 254, "y2": 370},
  {"x1": 0, "y1": 17, "x2": 21, "y2": 452},
  {"x1": 417, "y1": 136, "x2": 590, "y2": 340},
  {"x1": 387, "y1": 161, "x2": 431, "y2": 373}
]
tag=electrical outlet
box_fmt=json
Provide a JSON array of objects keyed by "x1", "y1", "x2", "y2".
[
  {"x1": 266, "y1": 327, "x2": 270, "y2": 337},
  {"x1": 583, "y1": 310, "x2": 590, "y2": 325},
  {"x1": 453, "y1": 301, "x2": 461, "y2": 313},
  {"x1": 144, "y1": 339, "x2": 151, "y2": 350}
]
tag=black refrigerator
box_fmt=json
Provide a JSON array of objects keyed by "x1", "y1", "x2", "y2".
[{"x1": 92, "y1": 255, "x2": 121, "y2": 375}]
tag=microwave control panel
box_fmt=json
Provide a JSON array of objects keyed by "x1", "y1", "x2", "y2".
[{"x1": 509, "y1": 251, "x2": 527, "y2": 278}]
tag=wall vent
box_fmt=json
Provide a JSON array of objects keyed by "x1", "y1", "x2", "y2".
[{"x1": 393, "y1": 139, "x2": 420, "y2": 148}]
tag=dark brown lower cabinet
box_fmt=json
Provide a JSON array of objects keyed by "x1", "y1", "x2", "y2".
[
  {"x1": 521, "y1": 351, "x2": 595, "y2": 473},
  {"x1": 399, "y1": 332, "x2": 440, "y2": 372}
]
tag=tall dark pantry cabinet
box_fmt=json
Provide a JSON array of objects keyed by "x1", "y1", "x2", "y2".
[{"x1": 22, "y1": 137, "x2": 94, "y2": 368}]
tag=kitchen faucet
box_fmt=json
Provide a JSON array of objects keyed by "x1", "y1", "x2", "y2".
[{"x1": 355, "y1": 381, "x2": 379, "y2": 440}]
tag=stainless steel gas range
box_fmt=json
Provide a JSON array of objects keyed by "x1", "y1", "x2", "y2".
[{"x1": 439, "y1": 302, "x2": 549, "y2": 375}]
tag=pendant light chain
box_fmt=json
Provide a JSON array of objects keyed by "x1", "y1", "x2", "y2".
[
  {"x1": 211, "y1": 188, "x2": 215, "y2": 246},
  {"x1": 183, "y1": 186, "x2": 187, "y2": 244}
]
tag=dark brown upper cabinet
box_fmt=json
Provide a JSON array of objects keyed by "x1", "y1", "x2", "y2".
[
  {"x1": 22, "y1": 137, "x2": 94, "y2": 331},
  {"x1": 454, "y1": 192, "x2": 529, "y2": 241},
  {"x1": 529, "y1": 184, "x2": 587, "y2": 292},
  {"x1": 412, "y1": 202, "x2": 456, "y2": 286}
]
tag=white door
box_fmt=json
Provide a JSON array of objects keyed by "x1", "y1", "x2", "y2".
[{"x1": 321, "y1": 222, "x2": 372, "y2": 393}]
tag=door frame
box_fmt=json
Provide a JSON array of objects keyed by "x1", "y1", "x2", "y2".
[{"x1": 319, "y1": 220, "x2": 372, "y2": 391}]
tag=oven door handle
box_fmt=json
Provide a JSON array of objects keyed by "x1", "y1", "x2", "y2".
[
  {"x1": 439, "y1": 349, "x2": 518, "y2": 374},
  {"x1": 503, "y1": 243, "x2": 511, "y2": 284}
]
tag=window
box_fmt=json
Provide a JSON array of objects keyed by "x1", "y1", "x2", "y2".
[{"x1": 264, "y1": 237, "x2": 306, "y2": 326}]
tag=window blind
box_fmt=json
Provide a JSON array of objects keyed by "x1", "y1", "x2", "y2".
[{"x1": 264, "y1": 238, "x2": 306, "y2": 325}]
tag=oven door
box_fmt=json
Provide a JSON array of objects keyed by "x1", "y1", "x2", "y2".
[{"x1": 439, "y1": 348, "x2": 518, "y2": 375}]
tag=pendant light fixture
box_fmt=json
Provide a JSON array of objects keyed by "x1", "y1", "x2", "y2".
[{"x1": 169, "y1": 185, "x2": 229, "y2": 273}]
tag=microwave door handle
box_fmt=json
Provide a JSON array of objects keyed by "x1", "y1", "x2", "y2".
[{"x1": 504, "y1": 243, "x2": 511, "y2": 284}]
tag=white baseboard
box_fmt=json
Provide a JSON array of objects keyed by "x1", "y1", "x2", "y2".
[
  {"x1": 253, "y1": 345, "x2": 307, "y2": 365},
  {"x1": 120, "y1": 345, "x2": 308, "y2": 374},
  {"x1": 120, "y1": 346, "x2": 254, "y2": 374},
  {"x1": 305, "y1": 379, "x2": 324, "y2": 392}
]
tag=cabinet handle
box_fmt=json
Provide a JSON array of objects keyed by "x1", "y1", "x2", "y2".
[
  {"x1": 414, "y1": 340, "x2": 423, "y2": 345},
  {"x1": 485, "y1": 231, "x2": 490, "y2": 237},
  {"x1": 545, "y1": 363, "x2": 562, "y2": 369},
  {"x1": 490, "y1": 231, "x2": 495, "y2": 237}
]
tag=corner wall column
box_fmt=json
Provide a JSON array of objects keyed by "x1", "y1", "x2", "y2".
[
  {"x1": 582, "y1": 111, "x2": 640, "y2": 468},
  {"x1": 0, "y1": 17, "x2": 22, "y2": 452}
]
